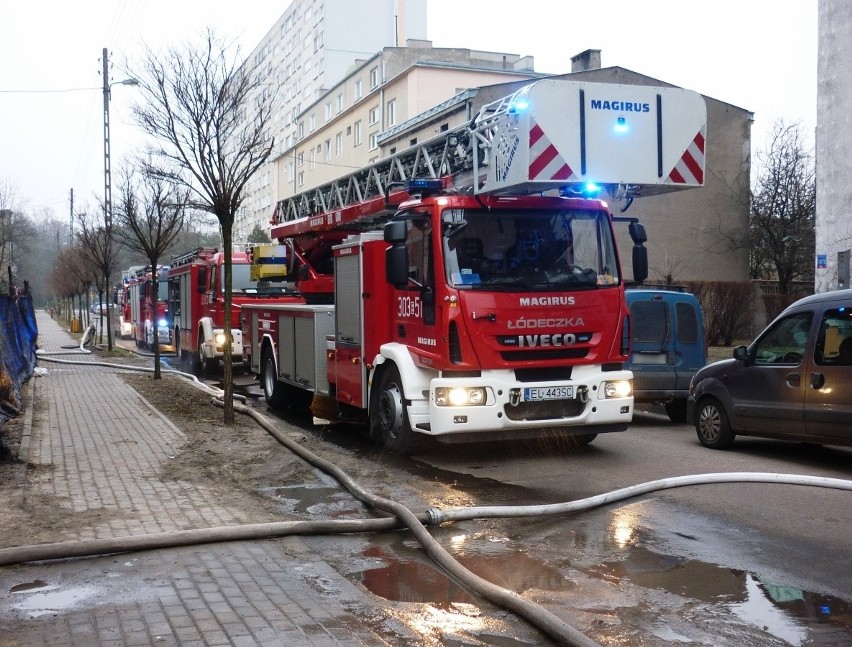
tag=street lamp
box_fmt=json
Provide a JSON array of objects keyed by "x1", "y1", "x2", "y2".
[{"x1": 102, "y1": 47, "x2": 139, "y2": 229}]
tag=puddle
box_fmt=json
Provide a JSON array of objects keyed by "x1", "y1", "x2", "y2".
[
  {"x1": 11, "y1": 584, "x2": 99, "y2": 618},
  {"x1": 261, "y1": 484, "x2": 365, "y2": 517},
  {"x1": 355, "y1": 520, "x2": 850, "y2": 645},
  {"x1": 587, "y1": 544, "x2": 851, "y2": 645},
  {"x1": 9, "y1": 580, "x2": 50, "y2": 593},
  {"x1": 356, "y1": 536, "x2": 570, "y2": 609}
]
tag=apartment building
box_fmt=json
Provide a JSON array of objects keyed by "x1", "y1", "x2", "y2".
[
  {"x1": 272, "y1": 40, "x2": 541, "y2": 218},
  {"x1": 235, "y1": 0, "x2": 427, "y2": 242}
]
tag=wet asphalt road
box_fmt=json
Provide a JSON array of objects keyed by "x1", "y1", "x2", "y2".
[{"x1": 155, "y1": 346, "x2": 852, "y2": 645}]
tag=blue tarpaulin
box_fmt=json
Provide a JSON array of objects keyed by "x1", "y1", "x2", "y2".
[{"x1": 0, "y1": 294, "x2": 38, "y2": 426}]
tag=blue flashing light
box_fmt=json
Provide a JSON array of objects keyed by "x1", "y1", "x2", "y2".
[
  {"x1": 158, "y1": 319, "x2": 168, "y2": 328},
  {"x1": 614, "y1": 116, "x2": 629, "y2": 134},
  {"x1": 583, "y1": 182, "x2": 602, "y2": 197},
  {"x1": 509, "y1": 99, "x2": 530, "y2": 113}
]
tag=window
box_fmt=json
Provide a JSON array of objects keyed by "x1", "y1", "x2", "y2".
[
  {"x1": 324, "y1": 139, "x2": 331, "y2": 161},
  {"x1": 369, "y1": 66, "x2": 379, "y2": 89},
  {"x1": 753, "y1": 312, "x2": 813, "y2": 365},
  {"x1": 298, "y1": 171, "x2": 304, "y2": 187},
  {"x1": 676, "y1": 302, "x2": 700, "y2": 343},
  {"x1": 336, "y1": 92, "x2": 344, "y2": 113},
  {"x1": 335, "y1": 132, "x2": 342, "y2": 156},
  {"x1": 298, "y1": 122, "x2": 304, "y2": 139},
  {"x1": 308, "y1": 113, "x2": 316, "y2": 132},
  {"x1": 353, "y1": 120, "x2": 362, "y2": 146},
  {"x1": 297, "y1": 152, "x2": 304, "y2": 167},
  {"x1": 387, "y1": 99, "x2": 396, "y2": 126},
  {"x1": 369, "y1": 105, "x2": 380, "y2": 125},
  {"x1": 631, "y1": 301, "x2": 667, "y2": 344},
  {"x1": 310, "y1": 148, "x2": 316, "y2": 169},
  {"x1": 816, "y1": 308, "x2": 852, "y2": 365},
  {"x1": 369, "y1": 133, "x2": 378, "y2": 150},
  {"x1": 324, "y1": 102, "x2": 332, "y2": 121}
]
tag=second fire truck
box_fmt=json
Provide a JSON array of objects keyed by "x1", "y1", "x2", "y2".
[
  {"x1": 242, "y1": 79, "x2": 707, "y2": 454},
  {"x1": 167, "y1": 247, "x2": 299, "y2": 372}
]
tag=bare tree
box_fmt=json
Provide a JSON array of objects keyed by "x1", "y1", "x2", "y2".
[
  {"x1": 114, "y1": 168, "x2": 188, "y2": 378},
  {"x1": 48, "y1": 246, "x2": 93, "y2": 329},
  {"x1": 750, "y1": 121, "x2": 816, "y2": 294},
  {"x1": 130, "y1": 30, "x2": 275, "y2": 421},
  {"x1": 76, "y1": 208, "x2": 123, "y2": 350}
]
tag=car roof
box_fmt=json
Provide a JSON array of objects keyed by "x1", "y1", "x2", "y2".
[{"x1": 783, "y1": 288, "x2": 852, "y2": 314}]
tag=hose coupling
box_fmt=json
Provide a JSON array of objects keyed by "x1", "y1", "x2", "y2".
[{"x1": 425, "y1": 507, "x2": 446, "y2": 526}]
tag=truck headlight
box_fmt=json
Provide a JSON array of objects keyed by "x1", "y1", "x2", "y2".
[
  {"x1": 435, "y1": 386, "x2": 487, "y2": 406},
  {"x1": 602, "y1": 380, "x2": 632, "y2": 399},
  {"x1": 214, "y1": 332, "x2": 227, "y2": 345},
  {"x1": 158, "y1": 319, "x2": 168, "y2": 328}
]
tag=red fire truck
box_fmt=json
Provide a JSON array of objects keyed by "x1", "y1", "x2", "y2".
[
  {"x1": 241, "y1": 79, "x2": 707, "y2": 454},
  {"x1": 124, "y1": 265, "x2": 171, "y2": 349},
  {"x1": 167, "y1": 247, "x2": 299, "y2": 372}
]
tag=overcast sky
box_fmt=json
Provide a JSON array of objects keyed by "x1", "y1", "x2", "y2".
[{"x1": 0, "y1": 0, "x2": 817, "y2": 219}]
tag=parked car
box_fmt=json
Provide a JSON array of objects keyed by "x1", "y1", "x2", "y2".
[
  {"x1": 89, "y1": 302, "x2": 115, "y2": 315},
  {"x1": 688, "y1": 289, "x2": 852, "y2": 449},
  {"x1": 626, "y1": 287, "x2": 706, "y2": 422}
]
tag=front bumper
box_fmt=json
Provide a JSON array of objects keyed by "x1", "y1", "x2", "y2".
[{"x1": 413, "y1": 366, "x2": 633, "y2": 437}]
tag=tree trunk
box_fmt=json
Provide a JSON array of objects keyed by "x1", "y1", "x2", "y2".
[
  {"x1": 222, "y1": 225, "x2": 234, "y2": 425},
  {"x1": 151, "y1": 260, "x2": 161, "y2": 379}
]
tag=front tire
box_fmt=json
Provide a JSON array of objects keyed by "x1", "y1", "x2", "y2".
[
  {"x1": 695, "y1": 397, "x2": 735, "y2": 449},
  {"x1": 370, "y1": 364, "x2": 419, "y2": 455}
]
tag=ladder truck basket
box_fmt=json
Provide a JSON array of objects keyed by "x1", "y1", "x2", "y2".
[{"x1": 471, "y1": 79, "x2": 707, "y2": 198}]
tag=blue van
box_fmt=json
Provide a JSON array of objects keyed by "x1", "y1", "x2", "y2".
[{"x1": 626, "y1": 287, "x2": 707, "y2": 422}]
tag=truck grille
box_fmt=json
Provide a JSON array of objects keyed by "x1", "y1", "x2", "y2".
[
  {"x1": 499, "y1": 348, "x2": 589, "y2": 362},
  {"x1": 504, "y1": 399, "x2": 585, "y2": 421}
]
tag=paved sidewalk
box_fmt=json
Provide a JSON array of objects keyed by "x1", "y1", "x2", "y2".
[{"x1": 0, "y1": 311, "x2": 414, "y2": 646}]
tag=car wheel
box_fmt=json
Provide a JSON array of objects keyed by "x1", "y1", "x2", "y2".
[
  {"x1": 370, "y1": 364, "x2": 420, "y2": 455},
  {"x1": 665, "y1": 399, "x2": 688, "y2": 423},
  {"x1": 695, "y1": 397, "x2": 735, "y2": 449}
]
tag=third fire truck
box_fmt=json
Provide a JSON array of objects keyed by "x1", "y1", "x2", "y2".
[{"x1": 242, "y1": 79, "x2": 707, "y2": 454}]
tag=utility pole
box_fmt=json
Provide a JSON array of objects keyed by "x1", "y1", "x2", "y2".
[
  {"x1": 103, "y1": 47, "x2": 112, "y2": 229},
  {"x1": 69, "y1": 187, "x2": 74, "y2": 244}
]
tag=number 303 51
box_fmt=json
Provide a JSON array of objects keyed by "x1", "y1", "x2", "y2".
[{"x1": 397, "y1": 296, "x2": 422, "y2": 318}]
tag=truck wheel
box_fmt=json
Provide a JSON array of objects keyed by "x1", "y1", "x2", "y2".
[
  {"x1": 695, "y1": 397, "x2": 735, "y2": 449},
  {"x1": 665, "y1": 399, "x2": 688, "y2": 423},
  {"x1": 262, "y1": 349, "x2": 313, "y2": 410},
  {"x1": 197, "y1": 330, "x2": 216, "y2": 375},
  {"x1": 371, "y1": 365, "x2": 419, "y2": 455},
  {"x1": 262, "y1": 349, "x2": 287, "y2": 408}
]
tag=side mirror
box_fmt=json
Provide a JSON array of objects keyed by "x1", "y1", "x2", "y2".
[
  {"x1": 733, "y1": 345, "x2": 749, "y2": 361},
  {"x1": 629, "y1": 221, "x2": 648, "y2": 284},
  {"x1": 384, "y1": 220, "x2": 407, "y2": 243},
  {"x1": 385, "y1": 246, "x2": 409, "y2": 288}
]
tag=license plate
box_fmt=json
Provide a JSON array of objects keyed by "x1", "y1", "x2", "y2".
[{"x1": 524, "y1": 386, "x2": 573, "y2": 401}]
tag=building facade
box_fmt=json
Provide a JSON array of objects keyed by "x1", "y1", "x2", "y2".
[
  {"x1": 235, "y1": 0, "x2": 427, "y2": 242},
  {"x1": 816, "y1": 0, "x2": 852, "y2": 292},
  {"x1": 271, "y1": 40, "x2": 540, "y2": 220}
]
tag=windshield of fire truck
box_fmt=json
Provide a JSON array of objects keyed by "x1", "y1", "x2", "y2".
[{"x1": 443, "y1": 208, "x2": 619, "y2": 290}]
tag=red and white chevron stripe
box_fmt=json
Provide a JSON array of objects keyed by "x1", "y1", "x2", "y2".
[
  {"x1": 528, "y1": 120, "x2": 577, "y2": 182},
  {"x1": 667, "y1": 129, "x2": 705, "y2": 185}
]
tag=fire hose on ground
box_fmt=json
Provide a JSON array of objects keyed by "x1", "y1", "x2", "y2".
[{"x1": 11, "y1": 348, "x2": 852, "y2": 646}]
